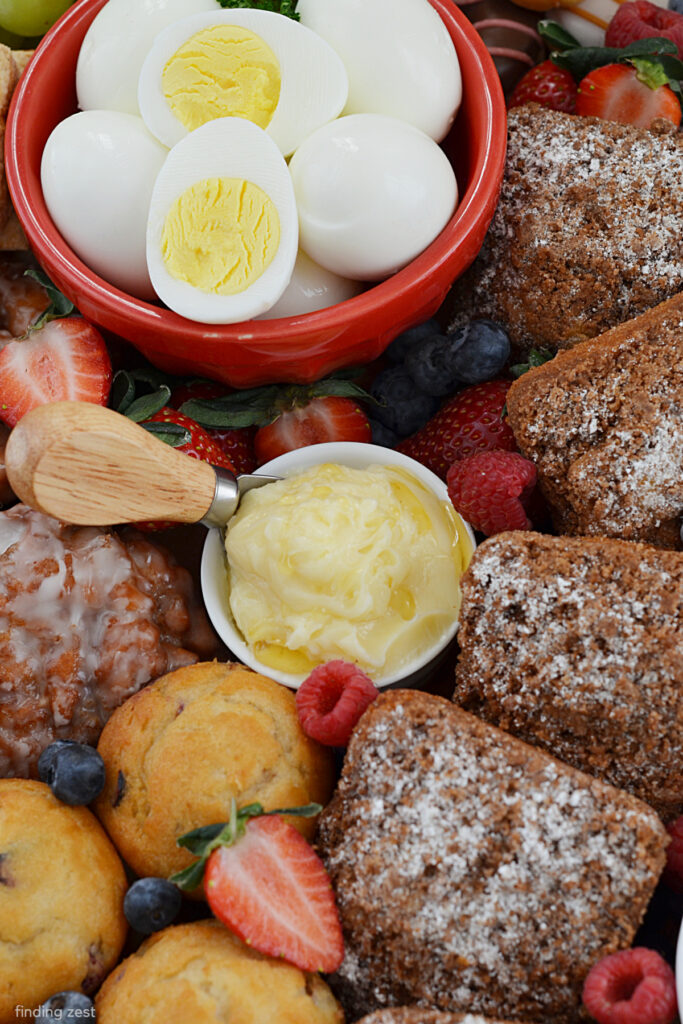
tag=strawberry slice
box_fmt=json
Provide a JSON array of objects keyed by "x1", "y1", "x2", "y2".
[
  {"x1": 171, "y1": 800, "x2": 344, "y2": 974},
  {"x1": 0, "y1": 318, "x2": 111, "y2": 427},
  {"x1": 576, "y1": 62, "x2": 682, "y2": 127},
  {"x1": 254, "y1": 395, "x2": 371, "y2": 465},
  {"x1": 205, "y1": 815, "x2": 344, "y2": 973}
]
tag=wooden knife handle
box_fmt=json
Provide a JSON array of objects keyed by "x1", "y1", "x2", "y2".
[{"x1": 4, "y1": 401, "x2": 217, "y2": 526}]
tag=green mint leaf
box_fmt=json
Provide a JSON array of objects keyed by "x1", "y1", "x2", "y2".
[
  {"x1": 140, "y1": 421, "x2": 192, "y2": 447},
  {"x1": 111, "y1": 371, "x2": 136, "y2": 415},
  {"x1": 169, "y1": 858, "x2": 208, "y2": 891},
  {"x1": 537, "y1": 20, "x2": 582, "y2": 52},
  {"x1": 180, "y1": 399, "x2": 267, "y2": 429},
  {"x1": 124, "y1": 386, "x2": 172, "y2": 422}
]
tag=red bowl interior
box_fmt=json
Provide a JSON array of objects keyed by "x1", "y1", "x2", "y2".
[{"x1": 6, "y1": 0, "x2": 506, "y2": 388}]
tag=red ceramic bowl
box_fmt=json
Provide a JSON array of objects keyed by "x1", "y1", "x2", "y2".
[{"x1": 6, "y1": 0, "x2": 506, "y2": 388}]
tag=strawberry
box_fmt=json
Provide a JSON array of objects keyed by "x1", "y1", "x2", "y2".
[
  {"x1": 0, "y1": 318, "x2": 111, "y2": 428},
  {"x1": 254, "y1": 395, "x2": 371, "y2": 464},
  {"x1": 576, "y1": 62, "x2": 682, "y2": 128},
  {"x1": 508, "y1": 59, "x2": 578, "y2": 112},
  {"x1": 169, "y1": 379, "x2": 257, "y2": 475},
  {"x1": 136, "y1": 408, "x2": 236, "y2": 531},
  {"x1": 397, "y1": 379, "x2": 515, "y2": 481},
  {"x1": 178, "y1": 378, "x2": 373, "y2": 467},
  {"x1": 171, "y1": 801, "x2": 344, "y2": 974},
  {"x1": 605, "y1": 0, "x2": 683, "y2": 59},
  {"x1": 661, "y1": 815, "x2": 683, "y2": 893}
]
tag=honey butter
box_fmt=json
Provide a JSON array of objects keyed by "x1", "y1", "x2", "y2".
[{"x1": 223, "y1": 462, "x2": 473, "y2": 681}]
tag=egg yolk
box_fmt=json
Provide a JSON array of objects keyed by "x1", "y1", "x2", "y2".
[
  {"x1": 161, "y1": 177, "x2": 281, "y2": 295},
  {"x1": 162, "y1": 25, "x2": 281, "y2": 132}
]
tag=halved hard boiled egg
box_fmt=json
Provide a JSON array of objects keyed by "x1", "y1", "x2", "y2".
[
  {"x1": 146, "y1": 117, "x2": 298, "y2": 324},
  {"x1": 138, "y1": 9, "x2": 348, "y2": 156},
  {"x1": 77, "y1": 0, "x2": 218, "y2": 117}
]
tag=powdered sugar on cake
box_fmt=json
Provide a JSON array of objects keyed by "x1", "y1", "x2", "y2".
[{"x1": 318, "y1": 691, "x2": 666, "y2": 1023}]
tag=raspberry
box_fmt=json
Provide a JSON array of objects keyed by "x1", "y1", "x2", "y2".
[
  {"x1": 446, "y1": 450, "x2": 537, "y2": 536},
  {"x1": 605, "y1": 0, "x2": 683, "y2": 59},
  {"x1": 296, "y1": 661, "x2": 379, "y2": 747},
  {"x1": 661, "y1": 815, "x2": 683, "y2": 893},
  {"x1": 582, "y1": 948, "x2": 677, "y2": 1024}
]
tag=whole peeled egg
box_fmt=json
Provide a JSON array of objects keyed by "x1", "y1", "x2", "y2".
[
  {"x1": 41, "y1": 111, "x2": 167, "y2": 299},
  {"x1": 137, "y1": 9, "x2": 348, "y2": 155},
  {"x1": 146, "y1": 117, "x2": 298, "y2": 324},
  {"x1": 77, "y1": 0, "x2": 218, "y2": 116},
  {"x1": 297, "y1": 0, "x2": 461, "y2": 143},
  {"x1": 257, "y1": 250, "x2": 362, "y2": 319},
  {"x1": 289, "y1": 114, "x2": 458, "y2": 282}
]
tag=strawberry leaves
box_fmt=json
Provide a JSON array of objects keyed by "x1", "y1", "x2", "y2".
[
  {"x1": 170, "y1": 799, "x2": 322, "y2": 891},
  {"x1": 22, "y1": 268, "x2": 76, "y2": 333},
  {"x1": 111, "y1": 369, "x2": 193, "y2": 447},
  {"x1": 538, "y1": 21, "x2": 683, "y2": 99}
]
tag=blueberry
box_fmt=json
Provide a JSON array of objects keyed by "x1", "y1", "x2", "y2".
[
  {"x1": 124, "y1": 877, "x2": 183, "y2": 934},
  {"x1": 669, "y1": 0, "x2": 683, "y2": 12},
  {"x1": 39, "y1": 742, "x2": 105, "y2": 805},
  {"x1": 383, "y1": 318, "x2": 442, "y2": 364},
  {"x1": 367, "y1": 417, "x2": 399, "y2": 448},
  {"x1": 447, "y1": 319, "x2": 511, "y2": 385},
  {"x1": 37, "y1": 991, "x2": 95, "y2": 1021},
  {"x1": 368, "y1": 366, "x2": 439, "y2": 437},
  {"x1": 404, "y1": 332, "x2": 464, "y2": 396}
]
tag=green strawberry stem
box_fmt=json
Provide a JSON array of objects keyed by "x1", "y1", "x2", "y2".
[
  {"x1": 537, "y1": 23, "x2": 683, "y2": 93},
  {"x1": 170, "y1": 799, "x2": 322, "y2": 891},
  {"x1": 180, "y1": 376, "x2": 373, "y2": 430},
  {"x1": 22, "y1": 268, "x2": 77, "y2": 334}
]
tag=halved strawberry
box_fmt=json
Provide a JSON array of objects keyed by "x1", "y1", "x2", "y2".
[
  {"x1": 576, "y1": 61, "x2": 682, "y2": 127},
  {"x1": 179, "y1": 378, "x2": 373, "y2": 467},
  {"x1": 0, "y1": 318, "x2": 111, "y2": 427},
  {"x1": 171, "y1": 801, "x2": 343, "y2": 974},
  {"x1": 254, "y1": 395, "x2": 371, "y2": 465},
  {"x1": 508, "y1": 59, "x2": 578, "y2": 112}
]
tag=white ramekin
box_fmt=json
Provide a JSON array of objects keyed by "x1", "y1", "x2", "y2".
[{"x1": 200, "y1": 441, "x2": 476, "y2": 690}]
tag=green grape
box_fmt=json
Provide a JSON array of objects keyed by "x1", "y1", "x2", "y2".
[{"x1": 0, "y1": 0, "x2": 74, "y2": 38}]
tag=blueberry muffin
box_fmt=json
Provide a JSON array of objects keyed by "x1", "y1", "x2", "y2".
[
  {"x1": 96, "y1": 920, "x2": 344, "y2": 1024},
  {"x1": 94, "y1": 661, "x2": 334, "y2": 879},
  {"x1": 0, "y1": 779, "x2": 127, "y2": 1022}
]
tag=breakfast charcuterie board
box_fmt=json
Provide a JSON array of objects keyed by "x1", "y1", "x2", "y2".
[{"x1": 0, "y1": 0, "x2": 681, "y2": 1021}]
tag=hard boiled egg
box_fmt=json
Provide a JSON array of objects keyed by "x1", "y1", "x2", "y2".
[
  {"x1": 138, "y1": 9, "x2": 348, "y2": 155},
  {"x1": 77, "y1": 0, "x2": 218, "y2": 116},
  {"x1": 41, "y1": 111, "x2": 168, "y2": 299},
  {"x1": 257, "y1": 250, "x2": 362, "y2": 320},
  {"x1": 297, "y1": 0, "x2": 461, "y2": 143},
  {"x1": 289, "y1": 114, "x2": 458, "y2": 282},
  {"x1": 146, "y1": 117, "x2": 298, "y2": 324}
]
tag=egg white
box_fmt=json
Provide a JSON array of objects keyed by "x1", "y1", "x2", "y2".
[
  {"x1": 289, "y1": 114, "x2": 458, "y2": 281},
  {"x1": 77, "y1": 0, "x2": 218, "y2": 116},
  {"x1": 297, "y1": 0, "x2": 461, "y2": 143},
  {"x1": 41, "y1": 111, "x2": 168, "y2": 299},
  {"x1": 138, "y1": 8, "x2": 348, "y2": 155},
  {"x1": 257, "y1": 250, "x2": 362, "y2": 319},
  {"x1": 146, "y1": 117, "x2": 298, "y2": 324}
]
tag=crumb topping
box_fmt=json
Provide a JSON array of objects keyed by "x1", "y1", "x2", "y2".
[
  {"x1": 445, "y1": 107, "x2": 683, "y2": 354},
  {"x1": 318, "y1": 692, "x2": 666, "y2": 1023}
]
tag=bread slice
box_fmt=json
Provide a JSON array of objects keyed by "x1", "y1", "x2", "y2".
[
  {"x1": 317, "y1": 690, "x2": 667, "y2": 1023},
  {"x1": 444, "y1": 105, "x2": 683, "y2": 357},
  {"x1": 506, "y1": 293, "x2": 683, "y2": 548},
  {"x1": 358, "y1": 1012, "x2": 530, "y2": 1024},
  {"x1": 454, "y1": 531, "x2": 683, "y2": 819}
]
